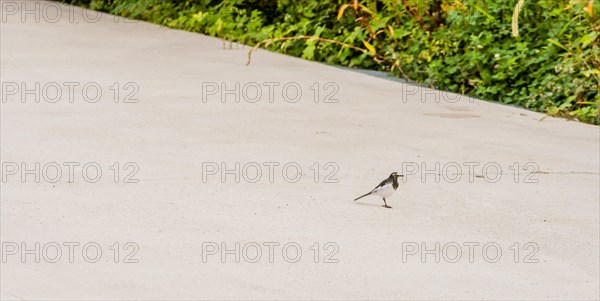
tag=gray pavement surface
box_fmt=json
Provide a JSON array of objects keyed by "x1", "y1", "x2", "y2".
[{"x1": 1, "y1": 1, "x2": 599, "y2": 300}]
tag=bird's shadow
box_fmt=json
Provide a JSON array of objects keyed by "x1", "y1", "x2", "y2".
[{"x1": 353, "y1": 202, "x2": 387, "y2": 208}]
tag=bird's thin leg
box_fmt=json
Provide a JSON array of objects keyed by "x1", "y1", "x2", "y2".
[{"x1": 382, "y1": 198, "x2": 392, "y2": 209}]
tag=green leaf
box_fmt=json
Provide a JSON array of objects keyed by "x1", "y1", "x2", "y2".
[
  {"x1": 582, "y1": 69, "x2": 600, "y2": 77},
  {"x1": 547, "y1": 39, "x2": 569, "y2": 52},
  {"x1": 302, "y1": 44, "x2": 316, "y2": 60},
  {"x1": 474, "y1": 5, "x2": 495, "y2": 21}
]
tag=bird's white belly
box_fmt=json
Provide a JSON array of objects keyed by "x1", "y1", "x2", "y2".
[{"x1": 372, "y1": 184, "x2": 395, "y2": 198}]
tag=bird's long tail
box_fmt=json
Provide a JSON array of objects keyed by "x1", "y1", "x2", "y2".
[{"x1": 354, "y1": 192, "x2": 372, "y2": 201}]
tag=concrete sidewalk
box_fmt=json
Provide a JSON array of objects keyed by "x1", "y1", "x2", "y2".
[{"x1": 1, "y1": 1, "x2": 598, "y2": 300}]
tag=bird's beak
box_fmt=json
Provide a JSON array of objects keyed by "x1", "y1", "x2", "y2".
[{"x1": 397, "y1": 174, "x2": 404, "y2": 177}]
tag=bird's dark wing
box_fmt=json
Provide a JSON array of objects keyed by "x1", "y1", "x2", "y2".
[{"x1": 373, "y1": 177, "x2": 391, "y2": 190}]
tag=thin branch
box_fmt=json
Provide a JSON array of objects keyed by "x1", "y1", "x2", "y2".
[
  {"x1": 246, "y1": 35, "x2": 394, "y2": 66},
  {"x1": 400, "y1": 0, "x2": 427, "y2": 29}
]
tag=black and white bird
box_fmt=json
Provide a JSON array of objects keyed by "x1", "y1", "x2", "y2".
[{"x1": 354, "y1": 172, "x2": 404, "y2": 208}]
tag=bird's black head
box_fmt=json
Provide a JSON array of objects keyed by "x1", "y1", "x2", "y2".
[{"x1": 390, "y1": 172, "x2": 404, "y2": 178}]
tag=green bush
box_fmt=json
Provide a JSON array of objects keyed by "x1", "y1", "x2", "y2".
[{"x1": 62, "y1": 0, "x2": 599, "y2": 124}]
